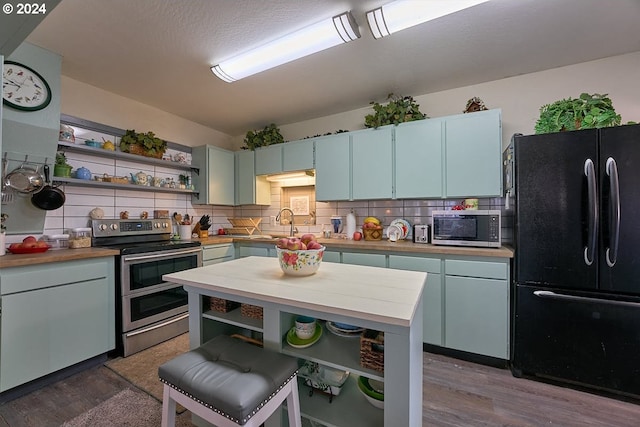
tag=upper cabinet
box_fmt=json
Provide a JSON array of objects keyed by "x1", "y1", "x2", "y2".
[
  {"x1": 235, "y1": 150, "x2": 270, "y2": 206},
  {"x1": 192, "y1": 145, "x2": 234, "y2": 206},
  {"x1": 351, "y1": 127, "x2": 393, "y2": 200},
  {"x1": 394, "y1": 118, "x2": 444, "y2": 199},
  {"x1": 315, "y1": 133, "x2": 350, "y2": 201},
  {"x1": 443, "y1": 109, "x2": 502, "y2": 197},
  {"x1": 254, "y1": 138, "x2": 314, "y2": 175}
]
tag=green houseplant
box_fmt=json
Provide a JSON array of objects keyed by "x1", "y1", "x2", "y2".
[
  {"x1": 119, "y1": 129, "x2": 168, "y2": 158},
  {"x1": 364, "y1": 94, "x2": 427, "y2": 128},
  {"x1": 535, "y1": 93, "x2": 622, "y2": 134},
  {"x1": 54, "y1": 151, "x2": 72, "y2": 177},
  {"x1": 242, "y1": 123, "x2": 284, "y2": 150}
]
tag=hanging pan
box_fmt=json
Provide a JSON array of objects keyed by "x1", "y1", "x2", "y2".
[
  {"x1": 4, "y1": 161, "x2": 44, "y2": 194},
  {"x1": 32, "y1": 164, "x2": 65, "y2": 210}
]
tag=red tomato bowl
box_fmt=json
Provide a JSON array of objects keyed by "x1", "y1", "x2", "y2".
[{"x1": 7, "y1": 245, "x2": 51, "y2": 254}]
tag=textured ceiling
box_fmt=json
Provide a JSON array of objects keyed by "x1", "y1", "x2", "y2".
[{"x1": 24, "y1": 0, "x2": 640, "y2": 136}]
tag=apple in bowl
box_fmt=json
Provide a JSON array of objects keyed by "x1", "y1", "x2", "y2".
[{"x1": 275, "y1": 235, "x2": 325, "y2": 276}]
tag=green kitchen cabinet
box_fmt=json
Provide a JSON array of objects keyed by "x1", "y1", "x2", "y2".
[
  {"x1": 235, "y1": 150, "x2": 270, "y2": 206},
  {"x1": 388, "y1": 255, "x2": 443, "y2": 346},
  {"x1": 192, "y1": 145, "x2": 235, "y2": 205},
  {"x1": 394, "y1": 118, "x2": 444, "y2": 199},
  {"x1": 351, "y1": 127, "x2": 394, "y2": 200},
  {"x1": 202, "y1": 243, "x2": 235, "y2": 266},
  {"x1": 283, "y1": 139, "x2": 314, "y2": 172},
  {"x1": 315, "y1": 133, "x2": 351, "y2": 201},
  {"x1": 254, "y1": 139, "x2": 314, "y2": 175},
  {"x1": 443, "y1": 258, "x2": 509, "y2": 359},
  {"x1": 341, "y1": 251, "x2": 386, "y2": 267},
  {"x1": 444, "y1": 109, "x2": 502, "y2": 197},
  {"x1": 254, "y1": 144, "x2": 283, "y2": 175},
  {"x1": 0, "y1": 258, "x2": 115, "y2": 392}
]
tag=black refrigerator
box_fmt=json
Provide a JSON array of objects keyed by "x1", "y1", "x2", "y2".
[{"x1": 512, "y1": 124, "x2": 640, "y2": 398}]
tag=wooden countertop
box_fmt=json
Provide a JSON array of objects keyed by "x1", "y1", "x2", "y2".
[
  {"x1": 197, "y1": 235, "x2": 514, "y2": 258},
  {"x1": 0, "y1": 235, "x2": 512, "y2": 269},
  {"x1": 0, "y1": 247, "x2": 120, "y2": 269},
  {"x1": 164, "y1": 256, "x2": 426, "y2": 327}
]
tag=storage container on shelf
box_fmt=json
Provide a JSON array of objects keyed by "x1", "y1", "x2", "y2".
[
  {"x1": 68, "y1": 227, "x2": 92, "y2": 248},
  {"x1": 41, "y1": 234, "x2": 69, "y2": 250}
]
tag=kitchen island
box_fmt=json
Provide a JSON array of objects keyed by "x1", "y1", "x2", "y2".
[{"x1": 164, "y1": 256, "x2": 426, "y2": 427}]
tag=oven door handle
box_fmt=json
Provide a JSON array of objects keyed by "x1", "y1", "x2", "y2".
[
  {"x1": 533, "y1": 290, "x2": 640, "y2": 308},
  {"x1": 125, "y1": 312, "x2": 189, "y2": 337},
  {"x1": 122, "y1": 247, "x2": 202, "y2": 262}
]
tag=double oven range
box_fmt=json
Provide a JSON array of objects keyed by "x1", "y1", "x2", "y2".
[{"x1": 91, "y1": 219, "x2": 202, "y2": 357}]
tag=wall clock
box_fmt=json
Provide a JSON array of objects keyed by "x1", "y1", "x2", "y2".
[{"x1": 2, "y1": 60, "x2": 52, "y2": 111}]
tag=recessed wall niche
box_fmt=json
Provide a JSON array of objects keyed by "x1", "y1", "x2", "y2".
[{"x1": 280, "y1": 185, "x2": 316, "y2": 226}]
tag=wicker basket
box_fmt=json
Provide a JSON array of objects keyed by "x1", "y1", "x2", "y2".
[
  {"x1": 241, "y1": 303, "x2": 263, "y2": 320},
  {"x1": 126, "y1": 143, "x2": 164, "y2": 159},
  {"x1": 360, "y1": 330, "x2": 384, "y2": 372},
  {"x1": 209, "y1": 297, "x2": 240, "y2": 313},
  {"x1": 363, "y1": 228, "x2": 383, "y2": 241}
]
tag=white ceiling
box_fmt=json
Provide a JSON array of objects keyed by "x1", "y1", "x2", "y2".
[{"x1": 25, "y1": 0, "x2": 640, "y2": 136}]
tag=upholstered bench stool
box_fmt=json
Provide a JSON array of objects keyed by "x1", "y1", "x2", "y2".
[{"x1": 158, "y1": 335, "x2": 301, "y2": 427}]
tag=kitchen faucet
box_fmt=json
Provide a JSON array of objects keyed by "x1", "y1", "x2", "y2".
[{"x1": 276, "y1": 207, "x2": 297, "y2": 236}]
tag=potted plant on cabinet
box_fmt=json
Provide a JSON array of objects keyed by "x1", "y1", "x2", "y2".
[
  {"x1": 54, "y1": 151, "x2": 72, "y2": 177},
  {"x1": 119, "y1": 129, "x2": 168, "y2": 158},
  {"x1": 364, "y1": 93, "x2": 427, "y2": 128},
  {"x1": 535, "y1": 93, "x2": 622, "y2": 134},
  {"x1": 242, "y1": 123, "x2": 284, "y2": 150}
]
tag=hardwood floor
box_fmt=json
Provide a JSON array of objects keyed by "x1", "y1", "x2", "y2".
[{"x1": 0, "y1": 351, "x2": 638, "y2": 426}]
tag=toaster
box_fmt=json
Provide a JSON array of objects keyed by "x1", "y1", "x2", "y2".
[{"x1": 413, "y1": 224, "x2": 431, "y2": 244}]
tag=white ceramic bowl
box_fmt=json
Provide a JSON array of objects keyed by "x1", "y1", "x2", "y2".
[
  {"x1": 357, "y1": 376, "x2": 384, "y2": 409},
  {"x1": 276, "y1": 245, "x2": 325, "y2": 276}
]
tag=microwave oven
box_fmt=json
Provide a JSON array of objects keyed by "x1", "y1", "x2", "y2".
[{"x1": 431, "y1": 210, "x2": 501, "y2": 248}]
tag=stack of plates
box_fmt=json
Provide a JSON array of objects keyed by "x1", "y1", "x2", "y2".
[
  {"x1": 357, "y1": 376, "x2": 384, "y2": 409},
  {"x1": 326, "y1": 321, "x2": 365, "y2": 338},
  {"x1": 389, "y1": 219, "x2": 411, "y2": 240},
  {"x1": 286, "y1": 326, "x2": 322, "y2": 349}
]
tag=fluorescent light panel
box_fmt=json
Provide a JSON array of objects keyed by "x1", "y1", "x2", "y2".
[
  {"x1": 212, "y1": 12, "x2": 359, "y2": 82},
  {"x1": 367, "y1": 0, "x2": 490, "y2": 39}
]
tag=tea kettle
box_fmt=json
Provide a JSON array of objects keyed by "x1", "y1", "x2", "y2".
[{"x1": 130, "y1": 171, "x2": 152, "y2": 185}]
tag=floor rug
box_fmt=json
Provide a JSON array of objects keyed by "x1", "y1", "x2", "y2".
[
  {"x1": 104, "y1": 333, "x2": 190, "y2": 410},
  {"x1": 60, "y1": 388, "x2": 193, "y2": 427}
]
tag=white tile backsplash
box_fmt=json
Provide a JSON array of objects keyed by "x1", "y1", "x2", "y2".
[{"x1": 10, "y1": 152, "x2": 512, "y2": 245}]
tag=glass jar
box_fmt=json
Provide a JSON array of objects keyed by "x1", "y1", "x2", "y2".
[{"x1": 69, "y1": 227, "x2": 92, "y2": 249}]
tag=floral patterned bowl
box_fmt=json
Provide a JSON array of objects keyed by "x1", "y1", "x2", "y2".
[{"x1": 276, "y1": 245, "x2": 325, "y2": 276}]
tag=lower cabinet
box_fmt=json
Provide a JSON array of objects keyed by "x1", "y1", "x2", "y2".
[
  {"x1": 226, "y1": 243, "x2": 511, "y2": 360},
  {"x1": 388, "y1": 255, "x2": 442, "y2": 346},
  {"x1": 0, "y1": 258, "x2": 115, "y2": 392},
  {"x1": 444, "y1": 259, "x2": 509, "y2": 359},
  {"x1": 202, "y1": 243, "x2": 235, "y2": 266}
]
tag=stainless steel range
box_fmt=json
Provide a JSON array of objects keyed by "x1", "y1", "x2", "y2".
[{"x1": 91, "y1": 219, "x2": 202, "y2": 357}]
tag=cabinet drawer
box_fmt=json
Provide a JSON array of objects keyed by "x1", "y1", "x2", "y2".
[
  {"x1": 323, "y1": 250, "x2": 341, "y2": 263},
  {"x1": 1, "y1": 259, "x2": 111, "y2": 295},
  {"x1": 202, "y1": 244, "x2": 234, "y2": 262},
  {"x1": 342, "y1": 252, "x2": 386, "y2": 267},
  {"x1": 445, "y1": 259, "x2": 507, "y2": 280},
  {"x1": 389, "y1": 255, "x2": 441, "y2": 273}
]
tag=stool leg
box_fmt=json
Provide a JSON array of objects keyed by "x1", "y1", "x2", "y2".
[
  {"x1": 161, "y1": 384, "x2": 177, "y2": 427},
  {"x1": 286, "y1": 375, "x2": 302, "y2": 427}
]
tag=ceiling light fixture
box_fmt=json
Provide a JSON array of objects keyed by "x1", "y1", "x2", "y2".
[
  {"x1": 367, "y1": 0, "x2": 490, "y2": 39},
  {"x1": 211, "y1": 12, "x2": 360, "y2": 83}
]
